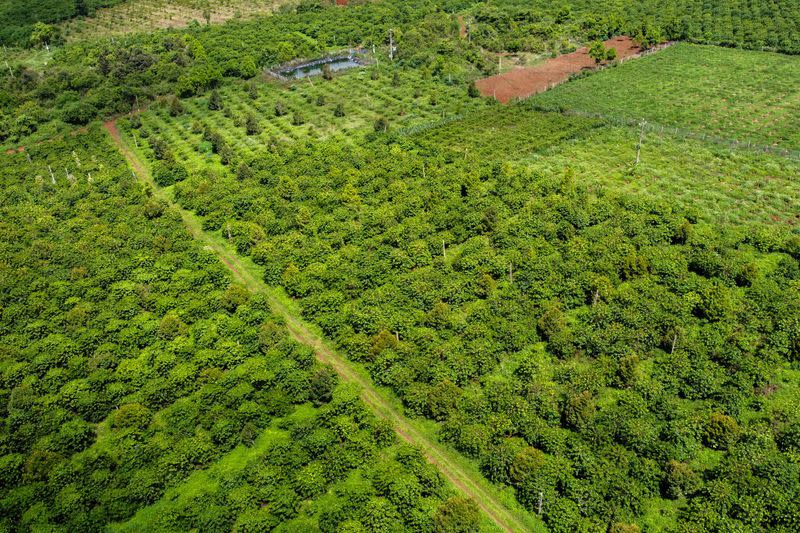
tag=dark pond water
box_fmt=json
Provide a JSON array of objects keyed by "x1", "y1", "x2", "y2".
[{"x1": 280, "y1": 56, "x2": 362, "y2": 79}]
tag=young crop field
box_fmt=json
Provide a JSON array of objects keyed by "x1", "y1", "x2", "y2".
[
  {"x1": 126, "y1": 65, "x2": 487, "y2": 173},
  {"x1": 412, "y1": 105, "x2": 800, "y2": 226},
  {"x1": 58, "y1": 0, "x2": 295, "y2": 42},
  {"x1": 410, "y1": 106, "x2": 602, "y2": 159},
  {"x1": 524, "y1": 126, "x2": 800, "y2": 227},
  {"x1": 532, "y1": 44, "x2": 800, "y2": 150},
  {"x1": 476, "y1": 36, "x2": 647, "y2": 103}
]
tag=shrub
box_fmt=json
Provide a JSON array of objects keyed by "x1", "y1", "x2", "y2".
[
  {"x1": 61, "y1": 101, "x2": 96, "y2": 125},
  {"x1": 208, "y1": 89, "x2": 223, "y2": 110},
  {"x1": 245, "y1": 114, "x2": 261, "y2": 135},
  {"x1": 152, "y1": 162, "x2": 188, "y2": 187},
  {"x1": 662, "y1": 460, "x2": 700, "y2": 499},
  {"x1": 433, "y1": 497, "x2": 480, "y2": 533},
  {"x1": 168, "y1": 95, "x2": 184, "y2": 116},
  {"x1": 374, "y1": 116, "x2": 389, "y2": 133},
  {"x1": 703, "y1": 413, "x2": 740, "y2": 450},
  {"x1": 143, "y1": 199, "x2": 166, "y2": 219}
]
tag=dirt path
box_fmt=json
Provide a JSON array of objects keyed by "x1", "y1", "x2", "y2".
[{"x1": 103, "y1": 120, "x2": 539, "y2": 533}]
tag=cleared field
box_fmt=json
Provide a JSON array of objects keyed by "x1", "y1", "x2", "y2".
[
  {"x1": 476, "y1": 36, "x2": 646, "y2": 103},
  {"x1": 126, "y1": 66, "x2": 486, "y2": 172},
  {"x1": 59, "y1": 0, "x2": 294, "y2": 42},
  {"x1": 532, "y1": 43, "x2": 800, "y2": 150}
]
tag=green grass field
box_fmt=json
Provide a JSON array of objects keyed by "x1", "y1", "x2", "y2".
[
  {"x1": 532, "y1": 43, "x2": 800, "y2": 151},
  {"x1": 3, "y1": 47, "x2": 53, "y2": 72}
]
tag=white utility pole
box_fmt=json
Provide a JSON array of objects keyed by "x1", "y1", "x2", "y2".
[{"x1": 635, "y1": 119, "x2": 647, "y2": 165}]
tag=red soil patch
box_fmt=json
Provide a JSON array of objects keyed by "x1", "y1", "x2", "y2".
[
  {"x1": 476, "y1": 36, "x2": 643, "y2": 103},
  {"x1": 336, "y1": 0, "x2": 348, "y2": 5}
]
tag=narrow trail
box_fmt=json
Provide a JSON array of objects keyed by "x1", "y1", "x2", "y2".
[{"x1": 103, "y1": 120, "x2": 540, "y2": 533}]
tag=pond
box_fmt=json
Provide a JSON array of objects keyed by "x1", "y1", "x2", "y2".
[{"x1": 278, "y1": 55, "x2": 363, "y2": 79}]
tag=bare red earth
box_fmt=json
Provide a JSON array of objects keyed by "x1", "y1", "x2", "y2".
[{"x1": 476, "y1": 36, "x2": 642, "y2": 103}]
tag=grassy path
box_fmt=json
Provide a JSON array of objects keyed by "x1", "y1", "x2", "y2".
[
  {"x1": 103, "y1": 120, "x2": 542, "y2": 533},
  {"x1": 111, "y1": 428, "x2": 289, "y2": 532}
]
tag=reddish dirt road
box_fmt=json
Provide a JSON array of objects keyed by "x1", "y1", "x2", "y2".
[{"x1": 477, "y1": 36, "x2": 643, "y2": 103}]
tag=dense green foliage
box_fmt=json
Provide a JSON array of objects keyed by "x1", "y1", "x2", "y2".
[
  {"x1": 4, "y1": 0, "x2": 800, "y2": 531},
  {"x1": 4, "y1": 0, "x2": 799, "y2": 148},
  {"x1": 467, "y1": 0, "x2": 800, "y2": 54},
  {"x1": 0, "y1": 130, "x2": 463, "y2": 531},
  {"x1": 112, "y1": 410, "x2": 461, "y2": 532},
  {"x1": 164, "y1": 129, "x2": 800, "y2": 530}
]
